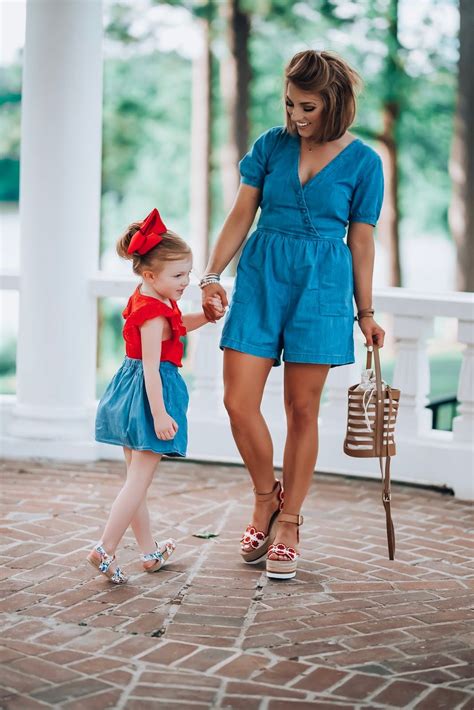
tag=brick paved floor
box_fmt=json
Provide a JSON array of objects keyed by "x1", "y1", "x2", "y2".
[{"x1": 0, "y1": 458, "x2": 473, "y2": 709}]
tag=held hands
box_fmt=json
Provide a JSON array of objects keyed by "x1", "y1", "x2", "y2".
[
  {"x1": 358, "y1": 317, "x2": 385, "y2": 348},
  {"x1": 202, "y1": 283, "x2": 228, "y2": 322},
  {"x1": 154, "y1": 411, "x2": 178, "y2": 440}
]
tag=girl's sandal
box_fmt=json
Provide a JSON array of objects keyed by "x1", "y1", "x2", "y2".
[
  {"x1": 240, "y1": 480, "x2": 284, "y2": 564},
  {"x1": 141, "y1": 538, "x2": 176, "y2": 572},
  {"x1": 87, "y1": 544, "x2": 128, "y2": 584},
  {"x1": 266, "y1": 513, "x2": 304, "y2": 580}
]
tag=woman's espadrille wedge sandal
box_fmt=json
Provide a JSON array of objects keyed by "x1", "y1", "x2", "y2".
[
  {"x1": 240, "y1": 480, "x2": 283, "y2": 564},
  {"x1": 266, "y1": 513, "x2": 304, "y2": 580},
  {"x1": 87, "y1": 544, "x2": 128, "y2": 584},
  {"x1": 141, "y1": 538, "x2": 176, "y2": 572}
]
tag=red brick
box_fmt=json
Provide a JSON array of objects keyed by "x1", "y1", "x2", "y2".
[
  {"x1": 293, "y1": 666, "x2": 347, "y2": 692},
  {"x1": 415, "y1": 687, "x2": 472, "y2": 710},
  {"x1": 212, "y1": 653, "x2": 269, "y2": 679},
  {"x1": 31, "y1": 679, "x2": 112, "y2": 705},
  {"x1": 140, "y1": 641, "x2": 198, "y2": 665},
  {"x1": 62, "y1": 689, "x2": 122, "y2": 710},
  {"x1": 372, "y1": 680, "x2": 430, "y2": 707},
  {"x1": 253, "y1": 660, "x2": 309, "y2": 685},
  {"x1": 178, "y1": 648, "x2": 236, "y2": 672},
  {"x1": 334, "y1": 673, "x2": 387, "y2": 700},
  {"x1": 11, "y1": 657, "x2": 81, "y2": 684}
]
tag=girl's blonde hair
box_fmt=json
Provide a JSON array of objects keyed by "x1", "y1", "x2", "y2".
[
  {"x1": 285, "y1": 50, "x2": 362, "y2": 143},
  {"x1": 117, "y1": 222, "x2": 191, "y2": 275}
]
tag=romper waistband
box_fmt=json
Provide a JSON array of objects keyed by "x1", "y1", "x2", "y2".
[{"x1": 255, "y1": 226, "x2": 344, "y2": 241}]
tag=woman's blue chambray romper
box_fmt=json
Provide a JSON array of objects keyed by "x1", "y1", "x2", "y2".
[{"x1": 220, "y1": 126, "x2": 384, "y2": 366}]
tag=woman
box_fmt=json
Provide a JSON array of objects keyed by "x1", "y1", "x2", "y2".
[{"x1": 201, "y1": 50, "x2": 385, "y2": 580}]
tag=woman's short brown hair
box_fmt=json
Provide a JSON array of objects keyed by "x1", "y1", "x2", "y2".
[{"x1": 284, "y1": 50, "x2": 361, "y2": 143}]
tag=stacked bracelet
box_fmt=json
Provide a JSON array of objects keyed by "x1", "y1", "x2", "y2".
[
  {"x1": 199, "y1": 273, "x2": 221, "y2": 289},
  {"x1": 354, "y1": 308, "x2": 375, "y2": 322}
]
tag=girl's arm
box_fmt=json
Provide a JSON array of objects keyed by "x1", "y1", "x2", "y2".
[
  {"x1": 182, "y1": 312, "x2": 208, "y2": 332},
  {"x1": 201, "y1": 184, "x2": 261, "y2": 320},
  {"x1": 141, "y1": 317, "x2": 177, "y2": 439},
  {"x1": 183, "y1": 298, "x2": 225, "y2": 333},
  {"x1": 347, "y1": 222, "x2": 385, "y2": 348}
]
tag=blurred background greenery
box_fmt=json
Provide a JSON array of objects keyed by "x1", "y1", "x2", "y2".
[{"x1": 1, "y1": 0, "x2": 471, "y2": 430}]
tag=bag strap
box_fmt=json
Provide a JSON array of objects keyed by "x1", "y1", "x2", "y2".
[{"x1": 367, "y1": 344, "x2": 396, "y2": 560}]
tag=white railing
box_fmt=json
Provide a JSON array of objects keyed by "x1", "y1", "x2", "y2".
[{"x1": 1, "y1": 270, "x2": 473, "y2": 500}]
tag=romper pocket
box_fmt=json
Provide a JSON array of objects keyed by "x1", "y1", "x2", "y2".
[
  {"x1": 230, "y1": 274, "x2": 253, "y2": 304},
  {"x1": 318, "y1": 243, "x2": 354, "y2": 316}
]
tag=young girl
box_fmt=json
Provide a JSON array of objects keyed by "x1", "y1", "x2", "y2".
[{"x1": 89, "y1": 208, "x2": 224, "y2": 584}]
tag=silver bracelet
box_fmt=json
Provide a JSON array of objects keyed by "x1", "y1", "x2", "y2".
[{"x1": 199, "y1": 273, "x2": 221, "y2": 289}]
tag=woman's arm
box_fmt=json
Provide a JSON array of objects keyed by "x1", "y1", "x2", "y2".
[
  {"x1": 347, "y1": 222, "x2": 385, "y2": 347},
  {"x1": 201, "y1": 184, "x2": 261, "y2": 320},
  {"x1": 141, "y1": 317, "x2": 177, "y2": 439}
]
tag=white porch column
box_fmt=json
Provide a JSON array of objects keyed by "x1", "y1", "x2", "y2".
[
  {"x1": 8, "y1": 0, "x2": 103, "y2": 459},
  {"x1": 392, "y1": 314, "x2": 434, "y2": 435}
]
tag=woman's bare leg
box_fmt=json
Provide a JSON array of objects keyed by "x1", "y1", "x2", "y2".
[
  {"x1": 223, "y1": 349, "x2": 279, "y2": 535},
  {"x1": 100, "y1": 449, "x2": 161, "y2": 556},
  {"x1": 268, "y1": 362, "x2": 330, "y2": 559}
]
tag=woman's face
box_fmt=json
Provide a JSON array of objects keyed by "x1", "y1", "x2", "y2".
[{"x1": 286, "y1": 82, "x2": 325, "y2": 140}]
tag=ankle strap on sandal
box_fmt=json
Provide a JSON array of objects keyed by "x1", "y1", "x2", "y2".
[
  {"x1": 253, "y1": 480, "x2": 280, "y2": 501},
  {"x1": 278, "y1": 513, "x2": 304, "y2": 526}
]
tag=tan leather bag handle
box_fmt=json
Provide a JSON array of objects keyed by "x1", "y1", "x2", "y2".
[{"x1": 366, "y1": 344, "x2": 396, "y2": 560}]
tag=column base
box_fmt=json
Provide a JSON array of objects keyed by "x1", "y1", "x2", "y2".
[{"x1": 1, "y1": 396, "x2": 97, "y2": 461}]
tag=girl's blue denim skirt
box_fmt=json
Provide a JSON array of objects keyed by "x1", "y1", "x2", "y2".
[{"x1": 96, "y1": 358, "x2": 189, "y2": 457}]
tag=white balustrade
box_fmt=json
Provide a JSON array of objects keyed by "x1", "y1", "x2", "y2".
[
  {"x1": 453, "y1": 318, "x2": 474, "y2": 443},
  {"x1": 392, "y1": 315, "x2": 434, "y2": 435},
  {"x1": 2, "y1": 270, "x2": 473, "y2": 498}
]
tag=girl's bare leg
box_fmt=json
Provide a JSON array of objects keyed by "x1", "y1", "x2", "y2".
[
  {"x1": 123, "y1": 448, "x2": 156, "y2": 554},
  {"x1": 268, "y1": 362, "x2": 330, "y2": 560},
  {"x1": 100, "y1": 449, "x2": 161, "y2": 556},
  {"x1": 223, "y1": 349, "x2": 279, "y2": 535}
]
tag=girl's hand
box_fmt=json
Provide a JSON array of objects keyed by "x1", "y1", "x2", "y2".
[
  {"x1": 358, "y1": 317, "x2": 385, "y2": 348},
  {"x1": 207, "y1": 295, "x2": 226, "y2": 321},
  {"x1": 202, "y1": 283, "x2": 228, "y2": 322},
  {"x1": 154, "y1": 412, "x2": 178, "y2": 440}
]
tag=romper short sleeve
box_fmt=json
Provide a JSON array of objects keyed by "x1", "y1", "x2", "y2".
[
  {"x1": 349, "y1": 150, "x2": 384, "y2": 227},
  {"x1": 239, "y1": 127, "x2": 282, "y2": 189}
]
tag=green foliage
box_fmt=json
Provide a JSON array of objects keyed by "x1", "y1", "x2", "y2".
[
  {"x1": 0, "y1": 65, "x2": 22, "y2": 200},
  {"x1": 101, "y1": 50, "x2": 192, "y2": 252}
]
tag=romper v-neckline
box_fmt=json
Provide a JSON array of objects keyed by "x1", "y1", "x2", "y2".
[{"x1": 296, "y1": 137, "x2": 360, "y2": 189}]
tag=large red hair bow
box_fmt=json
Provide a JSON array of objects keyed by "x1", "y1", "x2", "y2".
[{"x1": 127, "y1": 208, "x2": 167, "y2": 255}]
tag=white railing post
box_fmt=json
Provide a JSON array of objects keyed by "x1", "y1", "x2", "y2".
[
  {"x1": 452, "y1": 318, "x2": 474, "y2": 442},
  {"x1": 320, "y1": 360, "x2": 359, "y2": 428},
  {"x1": 392, "y1": 315, "x2": 434, "y2": 435},
  {"x1": 188, "y1": 319, "x2": 225, "y2": 416}
]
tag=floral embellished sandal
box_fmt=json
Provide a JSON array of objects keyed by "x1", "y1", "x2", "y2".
[
  {"x1": 266, "y1": 513, "x2": 304, "y2": 580},
  {"x1": 87, "y1": 544, "x2": 128, "y2": 584},
  {"x1": 240, "y1": 480, "x2": 283, "y2": 564},
  {"x1": 141, "y1": 538, "x2": 176, "y2": 572}
]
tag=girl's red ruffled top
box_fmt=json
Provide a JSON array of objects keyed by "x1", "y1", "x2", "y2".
[{"x1": 122, "y1": 287, "x2": 187, "y2": 366}]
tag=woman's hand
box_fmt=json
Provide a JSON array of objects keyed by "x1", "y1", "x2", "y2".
[
  {"x1": 154, "y1": 412, "x2": 178, "y2": 440},
  {"x1": 202, "y1": 283, "x2": 228, "y2": 322},
  {"x1": 358, "y1": 317, "x2": 385, "y2": 348}
]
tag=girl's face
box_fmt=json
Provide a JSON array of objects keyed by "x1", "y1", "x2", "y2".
[
  {"x1": 286, "y1": 82, "x2": 325, "y2": 141},
  {"x1": 142, "y1": 256, "x2": 193, "y2": 302}
]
